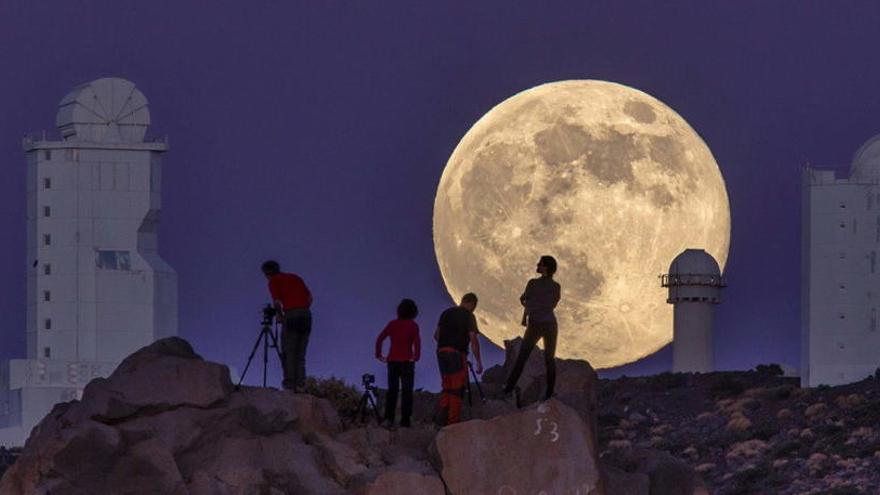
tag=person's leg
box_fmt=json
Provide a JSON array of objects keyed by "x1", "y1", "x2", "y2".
[
  {"x1": 400, "y1": 361, "x2": 415, "y2": 426},
  {"x1": 542, "y1": 321, "x2": 559, "y2": 400},
  {"x1": 281, "y1": 318, "x2": 297, "y2": 390},
  {"x1": 290, "y1": 311, "x2": 312, "y2": 390},
  {"x1": 385, "y1": 362, "x2": 401, "y2": 423},
  {"x1": 437, "y1": 349, "x2": 466, "y2": 426},
  {"x1": 446, "y1": 355, "x2": 467, "y2": 424},
  {"x1": 503, "y1": 324, "x2": 542, "y2": 392}
]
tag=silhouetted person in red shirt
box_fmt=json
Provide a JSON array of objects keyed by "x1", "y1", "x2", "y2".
[
  {"x1": 434, "y1": 293, "x2": 483, "y2": 426},
  {"x1": 262, "y1": 260, "x2": 313, "y2": 391},
  {"x1": 375, "y1": 298, "x2": 421, "y2": 427}
]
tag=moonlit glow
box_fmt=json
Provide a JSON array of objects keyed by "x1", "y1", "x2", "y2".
[{"x1": 433, "y1": 80, "x2": 730, "y2": 369}]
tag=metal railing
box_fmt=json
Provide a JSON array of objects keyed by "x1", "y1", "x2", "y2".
[{"x1": 660, "y1": 273, "x2": 726, "y2": 288}]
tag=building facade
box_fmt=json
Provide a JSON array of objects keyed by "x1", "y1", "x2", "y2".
[
  {"x1": 801, "y1": 135, "x2": 880, "y2": 387},
  {"x1": 0, "y1": 78, "x2": 177, "y2": 446}
]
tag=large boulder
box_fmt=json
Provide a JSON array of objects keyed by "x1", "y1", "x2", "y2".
[
  {"x1": 63, "y1": 337, "x2": 234, "y2": 424},
  {"x1": 0, "y1": 338, "x2": 348, "y2": 495},
  {"x1": 432, "y1": 399, "x2": 602, "y2": 495},
  {"x1": 484, "y1": 338, "x2": 600, "y2": 419}
]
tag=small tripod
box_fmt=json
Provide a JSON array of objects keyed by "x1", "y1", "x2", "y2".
[
  {"x1": 355, "y1": 379, "x2": 382, "y2": 424},
  {"x1": 465, "y1": 361, "x2": 485, "y2": 406},
  {"x1": 237, "y1": 306, "x2": 284, "y2": 389}
]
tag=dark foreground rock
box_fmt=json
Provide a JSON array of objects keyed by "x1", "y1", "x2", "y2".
[
  {"x1": 0, "y1": 336, "x2": 703, "y2": 495},
  {"x1": 433, "y1": 398, "x2": 602, "y2": 495}
]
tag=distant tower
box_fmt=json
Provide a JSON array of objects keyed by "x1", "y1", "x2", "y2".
[
  {"x1": 802, "y1": 135, "x2": 880, "y2": 387},
  {"x1": 0, "y1": 78, "x2": 177, "y2": 446},
  {"x1": 661, "y1": 249, "x2": 725, "y2": 373}
]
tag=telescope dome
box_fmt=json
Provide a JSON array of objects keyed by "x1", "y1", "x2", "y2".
[
  {"x1": 667, "y1": 249, "x2": 721, "y2": 277},
  {"x1": 55, "y1": 77, "x2": 151, "y2": 143},
  {"x1": 850, "y1": 134, "x2": 880, "y2": 183}
]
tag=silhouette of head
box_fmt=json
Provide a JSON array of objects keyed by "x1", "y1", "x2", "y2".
[
  {"x1": 460, "y1": 292, "x2": 478, "y2": 311},
  {"x1": 261, "y1": 260, "x2": 280, "y2": 277},
  {"x1": 397, "y1": 298, "x2": 418, "y2": 320},
  {"x1": 539, "y1": 255, "x2": 557, "y2": 276}
]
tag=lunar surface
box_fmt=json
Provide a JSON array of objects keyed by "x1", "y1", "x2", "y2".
[{"x1": 433, "y1": 80, "x2": 730, "y2": 369}]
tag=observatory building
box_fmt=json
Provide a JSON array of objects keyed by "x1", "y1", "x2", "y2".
[
  {"x1": 0, "y1": 78, "x2": 177, "y2": 446},
  {"x1": 802, "y1": 135, "x2": 880, "y2": 387},
  {"x1": 661, "y1": 249, "x2": 725, "y2": 373}
]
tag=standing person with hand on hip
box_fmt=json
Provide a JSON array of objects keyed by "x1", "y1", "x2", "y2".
[
  {"x1": 503, "y1": 255, "x2": 561, "y2": 402},
  {"x1": 262, "y1": 260, "x2": 313, "y2": 392},
  {"x1": 434, "y1": 293, "x2": 483, "y2": 426},
  {"x1": 374, "y1": 298, "x2": 421, "y2": 428}
]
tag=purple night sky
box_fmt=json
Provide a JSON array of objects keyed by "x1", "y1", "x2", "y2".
[{"x1": 1, "y1": 2, "x2": 879, "y2": 391}]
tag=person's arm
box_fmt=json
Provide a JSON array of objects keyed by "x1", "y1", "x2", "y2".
[
  {"x1": 520, "y1": 279, "x2": 532, "y2": 306},
  {"x1": 552, "y1": 282, "x2": 561, "y2": 308},
  {"x1": 520, "y1": 279, "x2": 532, "y2": 326},
  {"x1": 375, "y1": 326, "x2": 389, "y2": 362},
  {"x1": 268, "y1": 277, "x2": 285, "y2": 320},
  {"x1": 413, "y1": 325, "x2": 421, "y2": 362},
  {"x1": 469, "y1": 331, "x2": 483, "y2": 374}
]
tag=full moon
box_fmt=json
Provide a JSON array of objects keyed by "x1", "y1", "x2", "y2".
[{"x1": 433, "y1": 80, "x2": 730, "y2": 369}]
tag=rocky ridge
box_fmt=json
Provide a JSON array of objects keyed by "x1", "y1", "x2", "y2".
[{"x1": 0, "y1": 337, "x2": 703, "y2": 495}]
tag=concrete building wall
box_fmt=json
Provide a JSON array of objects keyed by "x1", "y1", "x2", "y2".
[
  {"x1": 0, "y1": 77, "x2": 177, "y2": 447},
  {"x1": 802, "y1": 161, "x2": 880, "y2": 387}
]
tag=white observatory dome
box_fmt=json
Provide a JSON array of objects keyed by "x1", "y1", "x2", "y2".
[
  {"x1": 55, "y1": 77, "x2": 151, "y2": 143},
  {"x1": 667, "y1": 249, "x2": 722, "y2": 277},
  {"x1": 850, "y1": 134, "x2": 880, "y2": 183}
]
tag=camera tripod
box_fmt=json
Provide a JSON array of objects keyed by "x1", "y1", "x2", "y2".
[
  {"x1": 355, "y1": 384, "x2": 382, "y2": 424},
  {"x1": 237, "y1": 317, "x2": 283, "y2": 389},
  {"x1": 465, "y1": 361, "x2": 485, "y2": 406}
]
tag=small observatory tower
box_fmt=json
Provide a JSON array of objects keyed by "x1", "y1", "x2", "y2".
[
  {"x1": 661, "y1": 249, "x2": 725, "y2": 373},
  {"x1": 0, "y1": 78, "x2": 177, "y2": 447}
]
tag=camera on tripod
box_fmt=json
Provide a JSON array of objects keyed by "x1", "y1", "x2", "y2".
[
  {"x1": 261, "y1": 304, "x2": 277, "y2": 326},
  {"x1": 361, "y1": 373, "x2": 376, "y2": 390},
  {"x1": 236, "y1": 304, "x2": 284, "y2": 390}
]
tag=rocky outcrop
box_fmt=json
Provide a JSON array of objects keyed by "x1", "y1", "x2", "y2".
[
  {"x1": 433, "y1": 398, "x2": 602, "y2": 495},
  {"x1": 0, "y1": 338, "x2": 353, "y2": 495},
  {"x1": 480, "y1": 337, "x2": 600, "y2": 429},
  {"x1": 1, "y1": 335, "x2": 700, "y2": 494}
]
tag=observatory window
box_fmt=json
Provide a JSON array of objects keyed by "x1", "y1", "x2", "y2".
[
  {"x1": 43, "y1": 177, "x2": 51, "y2": 189},
  {"x1": 43, "y1": 206, "x2": 50, "y2": 217},
  {"x1": 44, "y1": 263, "x2": 51, "y2": 275},
  {"x1": 840, "y1": 202, "x2": 846, "y2": 209},
  {"x1": 43, "y1": 234, "x2": 51, "y2": 246},
  {"x1": 43, "y1": 347, "x2": 50, "y2": 358},
  {"x1": 44, "y1": 318, "x2": 51, "y2": 330},
  {"x1": 96, "y1": 250, "x2": 132, "y2": 271},
  {"x1": 43, "y1": 150, "x2": 51, "y2": 161},
  {"x1": 43, "y1": 291, "x2": 50, "y2": 302},
  {"x1": 840, "y1": 222, "x2": 846, "y2": 229}
]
